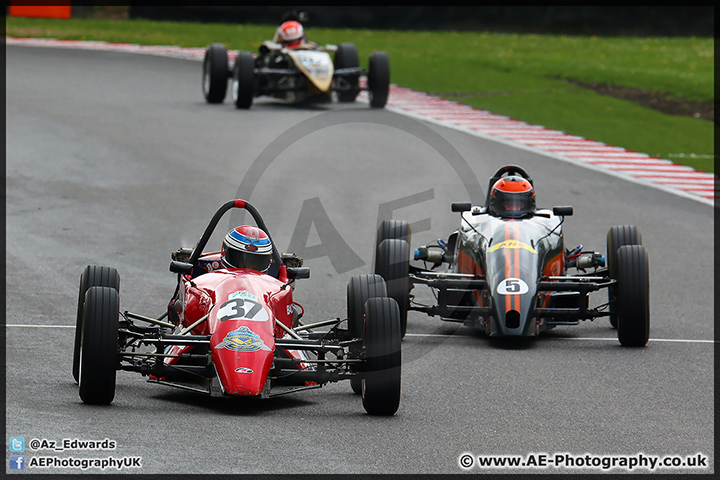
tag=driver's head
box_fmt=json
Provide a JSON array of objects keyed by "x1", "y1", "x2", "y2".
[
  {"x1": 221, "y1": 226, "x2": 273, "y2": 272},
  {"x1": 277, "y1": 20, "x2": 305, "y2": 49},
  {"x1": 488, "y1": 175, "x2": 535, "y2": 218}
]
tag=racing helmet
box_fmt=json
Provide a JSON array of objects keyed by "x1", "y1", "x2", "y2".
[
  {"x1": 488, "y1": 176, "x2": 536, "y2": 218},
  {"x1": 221, "y1": 226, "x2": 273, "y2": 272},
  {"x1": 277, "y1": 20, "x2": 305, "y2": 48}
]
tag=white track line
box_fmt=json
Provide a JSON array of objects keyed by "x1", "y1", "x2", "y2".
[
  {"x1": 6, "y1": 36, "x2": 716, "y2": 205},
  {"x1": 403, "y1": 333, "x2": 715, "y2": 344},
  {"x1": 4, "y1": 324, "x2": 714, "y2": 344}
]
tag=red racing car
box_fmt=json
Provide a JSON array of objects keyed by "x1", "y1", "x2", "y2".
[{"x1": 73, "y1": 200, "x2": 402, "y2": 415}]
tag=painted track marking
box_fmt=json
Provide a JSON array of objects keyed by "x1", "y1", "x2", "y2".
[{"x1": 4, "y1": 324, "x2": 714, "y2": 344}]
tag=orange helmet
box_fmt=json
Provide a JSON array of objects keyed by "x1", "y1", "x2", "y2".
[
  {"x1": 488, "y1": 175, "x2": 536, "y2": 218},
  {"x1": 277, "y1": 20, "x2": 305, "y2": 49}
]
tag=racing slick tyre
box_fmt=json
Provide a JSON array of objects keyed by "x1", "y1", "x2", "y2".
[
  {"x1": 374, "y1": 219, "x2": 411, "y2": 273},
  {"x1": 203, "y1": 43, "x2": 229, "y2": 104},
  {"x1": 73, "y1": 265, "x2": 120, "y2": 384},
  {"x1": 78, "y1": 286, "x2": 120, "y2": 405},
  {"x1": 367, "y1": 51, "x2": 390, "y2": 108},
  {"x1": 607, "y1": 225, "x2": 642, "y2": 328},
  {"x1": 334, "y1": 42, "x2": 360, "y2": 102},
  {"x1": 232, "y1": 50, "x2": 255, "y2": 109},
  {"x1": 615, "y1": 245, "x2": 650, "y2": 347},
  {"x1": 361, "y1": 297, "x2": 402, "y2": 416},
  {"x1": 347, "y1": 274, "x2": 388, "y2": 394},
  {"x1": 375, "y1": 239, "x2": 411, "y2": 338}
]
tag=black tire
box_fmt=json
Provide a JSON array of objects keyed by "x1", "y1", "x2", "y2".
[
  {"x1": 373, "y1": 219, "x2": 411, "y2": 273},
  {"x1": 347, "y1": 274, "x2": 388, "y2": 395},
  {"x1": 202, "y1": 43, "x2": 229, "y2": 104},
  {"x1": 607, "y1": 225, "x2": 642, "y2": 328},
  {"x1": 375, "y1": 239, "x2": 410, "y2": 338},
  {"x1": 78, "y1": 286, "x2": 120, "y2": 405},
  {"x1": 73, "y1": 265, "x2": 120, "y2": 384},
  {"x1": 232, "y1": 51, "x2": 255, "y2": 109},
  {"x1": 334, "y1": 42, "x2": 360, "y2": 102},
  {"x1": 361, "y1": 297, "x2": 401, "y2": 416},
  {"x1": 367, "y1": 51, "x2": 390, "y2": 108},
  {"x1": 615, "y1": 245, "x2": 650, "y2": 347}
]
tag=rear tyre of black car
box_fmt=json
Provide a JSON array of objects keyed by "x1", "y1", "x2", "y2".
[
  {"x1": 73, "y1": 265, "x2": 120, "y2": 384},
  {"x1": 375, "y1": 239, "x2": 410, "y2": 338},
  {"x1": 615, "y1": 245, "x2": 650, "y2": 347},
  {"x1": 232, "y1": 51, "x2": 255, "y2": 109},
  {"x1": 79, "y1": 286, "x2": 120, "y2": 405},
  {"x1": 347, "y1": 274, "x2": 388, "y2": 394},
  {"x1": 203, "y1": 43, "x2": 229, "y2": 104},
  {"x1": 334, "y1": 42, "x2": 360, "y2": 102},
  {"x1": 607, "y1": 225, "x2": 642, "y2": 328},
  {"x1": 374, "y1": 219, "x2": 411, "y2": 272},
  {"x1": 362, "y1": 297, "x2": 401, "y2": 416},
  {"x1": 367, "y1": 51, "x2": 390, "y2": 108}
]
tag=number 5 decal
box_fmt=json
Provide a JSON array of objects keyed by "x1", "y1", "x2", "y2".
[{"x1": 497, "y1": 277, "x2": 529, "y2": 295}]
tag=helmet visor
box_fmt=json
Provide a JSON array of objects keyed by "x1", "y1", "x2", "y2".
[
  {"x1": 493, "y1": 190, "x2": 534, "y2": 218},
  {"x1": 224, "y1": 249, "x2": 272, "y2": 272}
]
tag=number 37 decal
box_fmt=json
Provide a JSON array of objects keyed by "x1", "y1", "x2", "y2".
[
  {"x1": 217, "y1": 298, "x2": 269, "y2": 322},
  {"x1": 497, "y1": 277, "x2": 529, "y2": 295}
]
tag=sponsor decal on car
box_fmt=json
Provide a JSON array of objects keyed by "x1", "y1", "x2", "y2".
[
  {"x1": 229, "y1": 290, "x2": 258, "y2": 301},
  {"x1": 215, "y1": 326, "x2": 272, "y2": 352},
  {"x1": 234, "y1": 367, "x2": 254, "y2": 374},
  {"x1": 487, "y1": 240, "x2": 537, "y2": 254}
]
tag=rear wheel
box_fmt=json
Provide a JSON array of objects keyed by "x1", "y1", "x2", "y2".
[
  {"x1": 334, "y1": 42, "x2": 360, "y2": 102},
  {"x1": 203, "y1": 43, "x2": 229, "y2": 104},
  {"x1": 347, "y1": 274, "x2": 388, "y2": 394},
  {"x1": 232, "y1": 51, "x2": 255, "y2": 109},
  {"x1": 375, "y1": 239, "x2": 410, "y2": 338},
  {"x1": 616, "y1": 245, "x2": 650, "y2": 347},
  {"x1": 362, "y1": 297, "x2": 401, "y2": 416},
  {"x1": 374, "y1": 219, "x2": 411, "y2": 272},
  {"x1": 73, "y1": 265, "x2": 120, "y2": 383},
  {"x1": 607, "y1": 225, "x2": 642, "y2": 328},
  {"x1": 78, "y1": 286, "x2": 120, "y2": 405},
  {"x1": 367, "y1": 51, "x2": 390, "y2": 108}
]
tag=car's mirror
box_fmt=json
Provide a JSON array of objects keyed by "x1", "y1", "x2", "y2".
[
  {"x1": 286, "y1": 267, "x2": 310, "y2": 279},
  {"x1": 451, "y1": 202, "x2": 471, "y2": 212},
  {"x1": 553, "y1": 206, "x2": 574, "y2": 216},
  {"x1": 169, "y1": 261, "x2": 193, "y2": 274}
]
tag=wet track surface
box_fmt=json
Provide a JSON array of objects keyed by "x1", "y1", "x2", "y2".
[{"x1": 5, "y1": 45, "x2": 714, "y2": 474}]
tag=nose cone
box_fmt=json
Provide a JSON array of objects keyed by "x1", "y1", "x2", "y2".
[
  {"x1": 488, "y1": 267, "x2": 538, "y2": 337},
  {"x1": 211, "y1": 324, "x2": 274, "y2": 396}
]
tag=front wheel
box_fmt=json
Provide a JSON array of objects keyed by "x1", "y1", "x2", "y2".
[
  {"x1": 347, "y1": 274, "x2": 388, "y2": 395},
  {"x1": 367, "y1": 51, "x2": 390, "y2": 108},
  {"x1": 203, "y1": 43, "x2": 229, "y2": 104},
  {"x1": 232, "y1": 51, "x2": 255, "y2": 109},
  {"x1": 73, "y1": 265, "x2": 120, "y2": 384},
  {"x1": 616, "y1": 245, "x2": 650, "y2": 347},
  {"x1": 334, "y1": 42, "x2": 360, "y2": 102},
  {"x1": 78, "y1": 286, "x2": 120, "y2": 405},
  {"x1": 361, "y1": 297, "x2": 401, "y2": 416}
]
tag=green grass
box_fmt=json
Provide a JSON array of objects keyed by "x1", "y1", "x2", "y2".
[{"x1": 6, "y1": 16, "x2": 714, "y2": 173}]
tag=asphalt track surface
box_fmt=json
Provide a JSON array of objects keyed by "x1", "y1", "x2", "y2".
[{"x1": 5, "y1": 45, "x2": 715, "y2": 475}]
